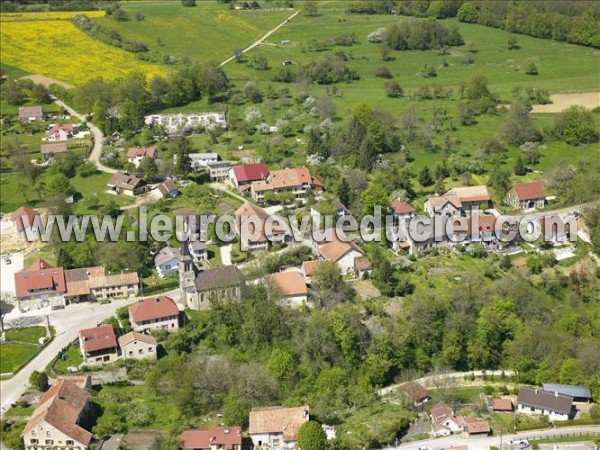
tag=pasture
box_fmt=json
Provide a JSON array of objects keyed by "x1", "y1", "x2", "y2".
[
  {"x1": 0, "y1": 11, "x2": 166, "y2": 85},
  {"x1": 93, "y1": 1, "x2": 294, "y2": 64}
]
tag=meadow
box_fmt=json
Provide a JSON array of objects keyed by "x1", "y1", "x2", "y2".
[
  {"x1": 94, "y1": 1, "x2": 294, "y2": 65},
  {"x1": 0, "y1": 11, "x2": 166, "y2": 86}
]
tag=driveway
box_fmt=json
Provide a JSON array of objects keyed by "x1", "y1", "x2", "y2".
[
  {"x1": 0, "y1": 297, "x2": 138, "y2": 418},
  {"x1": 52, "y1": 98, "x2": 116, "y2": 174},
  {"x1": 0, "y1": 251, "x2": 24, "y2": 297}
]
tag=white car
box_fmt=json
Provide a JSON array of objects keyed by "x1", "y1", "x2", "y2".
[{"x1": 510, "y1": 440, "x2": 530, "y2": 449}]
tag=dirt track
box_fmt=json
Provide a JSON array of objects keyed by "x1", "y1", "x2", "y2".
[
  {"x1": 531, "y1": 91, "x2": 600, "y2": 113},
  {"x1": 21, "y1": 74, "x2": 73, "y2": 89}
]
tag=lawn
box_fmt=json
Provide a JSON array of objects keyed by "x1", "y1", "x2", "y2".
[
  {"x1": 49, "y1": 344, "x2": 83, "y2": 375},
  {"x1": 0, "y1": 342, "x2": 39, "y2": 374},
  {"x1": 5, "y1": 326, "x2": 47, "y2": 344},
  {"x1": 93, "y1": 1, "x2": 293, "y2": 65},
  {"x1": 0, "y1": 11, "x2": 165, "y2": 85}
]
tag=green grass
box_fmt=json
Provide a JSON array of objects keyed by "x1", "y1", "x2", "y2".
[
  {"x1": 5, "y1": 326, "x2": 47, "y2": 344},
  {"x1": 93, "y1": 1, "x2": 292, "y2": 64},
  {"x1": 0, "y1": 342, "x2": 39, "y2": 374},
  {"x1": 0, "y1": 63, "x2": 30, "y2": 78},
  {"x1": 49, "y1": 344, "x2": 83, "y2": 375},
  {"x1": 533, "y1": 435, "x2": 600, "y2": 444},
  {"x1": 4, "y1": 405, "x2": 34, "y2": 418}
]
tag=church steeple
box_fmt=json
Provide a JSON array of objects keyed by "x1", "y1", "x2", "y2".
[{"x1": 178, "y1": 239, "x2": 198, "y2": 304}]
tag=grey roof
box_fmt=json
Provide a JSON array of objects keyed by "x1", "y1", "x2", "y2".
[
  {"x1": 517, "y1": 387, "x2": 573, "y2": 415},
  {"x1": 189, "y1": 240, "x2": 207, "y2": 252},
  {"x1": 155, "y1": 246, "x2": 180, "y2": 266},
  {"x1": 542, "y1": 384, "x2": 592, "y2": 399},
  {"x1": 189, "y1": 152, "x2": 218, "y2": 160},
  {"x1": 195, "y1": 265, "x2": 244, "y2": 292}
]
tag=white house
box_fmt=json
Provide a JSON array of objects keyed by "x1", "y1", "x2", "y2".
[
  {"x1": 118, "y1": 331, "x2": 157, "y2": 360},
  {"x1": 517, "y1": 387, "x2": 573, "y2": 421},
  {"x1": 249, "y1": 406, "x2": 309, "y2": 449},
  {"x1": 188, "y1": 240, "x2": 208, "y2": 262},
  {"x1": 189, "y1": 152, "x2": 218, "y2": 170},
  {"x1": 127, "y1": 146, "x2": 156, "y2": 168},
  {"x1": 424, "y1": 196, "x2": 463, "y2": 217},
  {"x1": 390, "y1": 199, "x2": 416, "y2": 224},
  {"x1": 207, "y1": 161, "x2": 232, "y2": 181},
  {"x1": 144, "y1": 113, "x2": 226, "y2": 134},
  {"x1": 128, "y1": 296, "x2": 180, "y2": 333},
  {"x1": 316, "y1": 234, "x2": 364, "y2": 275},
  {"x1": 154, "y1": 246, "x2": 180, "y2": 278},
  {"x1": 430, "y1": 402, "x2": 466, "y2": 437}
]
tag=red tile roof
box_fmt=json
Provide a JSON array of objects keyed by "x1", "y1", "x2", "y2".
[
  {"x1": 129, "y1": 296, "x2": 178, "y2": 323},
  {"x1": 513, "y1": 181, "x2": 546, "y2": 200},
  {"x1": 79, "y1": 324, "x2": 117, "y2": 352},
  {"x1": 232, "y1": 163, "x2": 269, "y2": 183},
  {"x1": 463, "y1": 417, "x2": 490, "y2": 434},
  {"x1": 249, "y1": 406, "x2": 309, "y2": 442},
  {"x1": 404, "y1": 382, "x2": 429, "y2": 403},
  {"x1": 390, "y1": 200, "x2": 415, "y2": 215},
  {"x1": 127, "y1": 146, "x2": 156, "y2": 158},
  {"x1": 492, "y1": 398, "x2": 513, "y2": 411},
  {"x1": 302, "y1": 260, "x2": 324, "y2": 277},
  {"x1": 23, "y1": 377, "x2": 92, "y2": 446},
  {"x1": 14, "y1": 260, "x2": 66, "y2": 299},
  {"x1": 181, "y1": 427, "x2": 242, "y2": 450},
  {"x1": 10, "y1": 206, "x2": 40, "y2": 233},
  {"x1": 18, "y1": 106, "x2": 43, "y2": 119},
  {"x1": 270, "y1": 271, "x2": 307, "y2": 297},
  {"x1": 118, "y1": 331, "x2": 157, "y2": 347},
  {"x1": 48, "y1": 123, "x2": 73, "y2": 135}
]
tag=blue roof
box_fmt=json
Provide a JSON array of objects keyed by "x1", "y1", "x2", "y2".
[{"x1": 542, "y1": 384, "x2": 591, "y2": 399}]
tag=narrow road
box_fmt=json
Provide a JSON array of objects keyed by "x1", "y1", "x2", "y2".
[
  {"x1": 53, "y1": 98, "x2": 116, "y2": 174},
  {"x1": 220, "y1": 10, "x2": 300, "y2": 66},
  {"x1": 385, "y1": 426, "x2": 600, "y2": 450},
  {"x1": 0, "y1": 298, "x2": 137, "y2": 419}
]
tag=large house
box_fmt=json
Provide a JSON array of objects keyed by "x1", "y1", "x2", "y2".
[
  {"x1": 41, "y1": 143, "x2": 68, "y2": 161},
  {"x1": 118, "y1": 331, "x2": 158, "y2": 360},
  {"x1": 189, "y1": 152, "x2": 218, "y2": 170},
  {"x1": 18, "y1": 106, "x2": 43, "y2": 122},
  {"x1": 517, "y1": 387, "x2": 574, "y2": 421},
  {"x1": 107, "y1": 172, "x2": 146, "y2": 196},
  {"x1": 14, "y1": 260, "x2": 139, "y2": 309},
  {"x1": 144, "y1": 112, "x2": 226, "y2": 134},
  {"x1": 269, "y1": 271, "x2": 308, "y2": 306},
  {"x1": 229, "y1": 163, "x2": 269, "y2": 191},
  {"x1": 235, "y1": 202, "x2": 289, "y2": 251},
  {"x1": 250, "y1": 167, "x2": 322, "y2": 202},
  {"x1": 10, "y1": 206, "x2": 41, "y2": 240},
  {"x1": 79, "y1": 324, "x2": 119, "y2": 366},
  {"x1": 425, "y1": 186, "x2": 491, "y2": 216},
  {"x1": 128, "y1": 296, "x2": 180, "y2": 333},
  {"x1": 315, "y1": 233, "x2": 365, "y2": 275},
  {"x1": 249, "y1": 405, "x2": 309, "y2": 449},
  {"x1": 155, "y1": 246, "x2": 180, "y2": 278},
  {"x1": 21, "y1": 376, "x2": 93, "y2": 450},
  {"x1": 390, "y1": 199, "x2": 416, "y2": 224},
  {"x1": 127, "y1": 146, "x2": 156, "y2": 168},
  {"x1": 505, "y1": 181, "x2": 546, "y2": 210},
  {"x1": 179, "y1": 242, "x2": 245, "y2": 310},
  {"x1": 181, "y1": 426, "x2": 242, "y2": 450},
  {"x1": 47, "y1": 124, "x2": 74, "y2": 141}
]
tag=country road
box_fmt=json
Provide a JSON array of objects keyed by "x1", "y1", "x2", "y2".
[
  {"x1": 220, "y1": 10, "x2": 300, "y2": 66},
  {"x1": 384, "y1": 426, "x2": 600, "y2": 450},
  {"x1": 0, "y1": 299, "x2": 140, "y2": 423},
  {"x1": 53, "y1": 98, "x2": 116, "y2": 174}
]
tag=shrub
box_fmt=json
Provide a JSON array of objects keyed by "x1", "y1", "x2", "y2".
[
  {"x1": 375, "y1": 66, "x2": 393, "y2": 78},
  {"x1": 525, "y1": 62, "x2": 538, "y2": 75},
  {"x1": 384, "y1": 81, "x2": 403, "y2": 98}
]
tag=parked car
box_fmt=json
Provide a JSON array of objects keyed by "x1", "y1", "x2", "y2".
[{"x1": 510, "y1": 440, "x2": 530, "y2": 449}]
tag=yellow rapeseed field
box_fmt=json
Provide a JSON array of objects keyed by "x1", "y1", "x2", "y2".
[
  {"x1": 0, "y1": 13, "x2": 166, "y2": 85},
  {"x1": 0, "y1": 11, "x2": 106, "y2": 21}
]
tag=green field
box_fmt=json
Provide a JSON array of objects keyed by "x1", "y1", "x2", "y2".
[
  {"x1": 5, "y1": 326, "x2": 47, "y2": 344},
  {"x1": 49, "y1": 344, "x2": 83, "y2": 375},
  {"x1": 0, "y1": 342, "x2": 39, "y2": 374},
  {"x1": 93, "y1": 1, "x2": 293, "y2": 64}
]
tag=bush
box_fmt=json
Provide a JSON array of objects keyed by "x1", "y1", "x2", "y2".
[
  {"x1": 375, "y1": 67, "x2": 393, "y2": 79},
  {"x1": 525, "y1": 62, "x2": 538, "y2": 75},
  {"x1": 384, "y1": 81, "x2": 403, "y2": 98},
  {"x1": 29, "y1": 371, "x2": 49, "y2": 392}
]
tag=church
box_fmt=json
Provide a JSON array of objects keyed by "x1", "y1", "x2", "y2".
[{"x1": 178, "y1": 240, "x2": 245, "y2": 310}]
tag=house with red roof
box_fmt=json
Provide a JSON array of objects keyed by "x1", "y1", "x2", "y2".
[
  {"x1": 127, "y1": 146, "x2": 156, "y2": 168},
  {"x1": 78, "y1": 324, "x2": 119, "y2": 365},
  {"x1": 118, "y1": 331, "x2": 158, "y2": 360},
  {"x1": 249, "y1": 405, "x2": 309, "y2": 449},
  {"x1": 269, "y1": 271, "x2": 307, "y2": 306},
  {"x1": 228, "y1": 163, "x2": 269, "y2": 191},
  {"x1": 234, "y1": 202, "x2": 289, "y2": 251},
  {"x1": 18, "y1": 106, "x2": 43, "y2": 123},
  {"x1": 251, "y1": 167, "x2": 321, "y2": 202},
  {"x1": 390, "y1": 199, "x2": 416, "y2": 224},
  {"x1": 10, "y1": 206, "x2": 41, "y2": 239},
  {"x1": 128, "y1": 296, "x2": 180, "y2": 333},
  {"x1": 21, "y1": 376, "x2": 93, "y2": 450},
  {"x1": 47, "y1": 124, "x2": 74, "y2": 142},
  {"x1": 181, "y1": 426, "x2": 242, "y2": 450},
  {"x1": 14, "y1": 259, "x2": 67, "y2": 309},
  {"x1": 505, "y1": 180, "x2": 546, "y2": 210}
]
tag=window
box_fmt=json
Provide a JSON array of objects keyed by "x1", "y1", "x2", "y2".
[
  {"x1": 30, "y1": 439, "x2": 38, "y2": 444},
  {"x1": 46, "y1": 432, "x2": 50, "y2": 437},
  {"x1": 148, "y1": 347, "x2": 152, "y2": 352},
  {"x1": 165, "y1": 264, "x2": 171, "y2": 270},
  {"x1": 45, "y1": 439, "x2": 53, "y2": 445},
  {"x1": 65, "y1": 440, "x2": 74, "y2": 445},
  {"x1": 139, "y1": 349, "x2": 143, "y2": 354}
]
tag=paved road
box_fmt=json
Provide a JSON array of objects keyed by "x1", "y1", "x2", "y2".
[
  {"x1": 53, "y1": 98, "x2": 116, "y2": 174},
  {"x1": 384, "y1": 426, "x2": 600, "y2": 450},
  {"x1": 0, "y1": 298, "x2": 137, "y2": 418},
  {"x1": 379, "y1": 370, "x2": 517, "y2": 397},
  {"x1": 220, "y1": 10, "x2": 300, "y2": 66}
]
